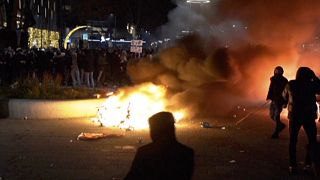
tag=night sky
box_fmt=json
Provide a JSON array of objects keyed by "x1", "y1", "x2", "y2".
[{"x1": 70, "y1": 0, "x2": 177, "y2": 30}]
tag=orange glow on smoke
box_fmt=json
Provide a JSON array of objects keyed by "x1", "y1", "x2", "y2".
[{"x1": 97, "y1": 83, "x2": 185, "y2": 130}]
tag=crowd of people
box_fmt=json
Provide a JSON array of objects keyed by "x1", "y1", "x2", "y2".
[{"x1": 0, "y1": 46, "x2": 154, "y2": 88}]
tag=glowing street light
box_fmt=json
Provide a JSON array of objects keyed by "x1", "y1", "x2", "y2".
[{"x1": 186, "y1": 0, "x2": 210, "y2": 3}]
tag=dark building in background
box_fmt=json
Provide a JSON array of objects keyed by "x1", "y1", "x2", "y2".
[{"x1": 0, "y1": 0, "x2": 69, "y2": 49}]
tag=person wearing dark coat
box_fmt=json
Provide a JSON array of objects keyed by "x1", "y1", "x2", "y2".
[
  {"x1": 282, "y1": 67, "x2": 320, "y2": 175},
  {"x1": 124, "y1": 112, "x2": 194, "y2": 180},
  {"x1": 267, "y1": 66, "x2": 288, "y2": 139},
  {"x1": 84, "y1": 49, "x2": 95, "y2": 88}
]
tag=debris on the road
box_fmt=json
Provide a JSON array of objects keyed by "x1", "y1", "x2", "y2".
[
  {"x1": 91, "y1": 117, "x2": 104, "y2": 127},
  {"x1": 200, "y1": 122, "x2": 212, "y2": 128},
  {"x1": 229, "y1": 160, "x2": 237, "y2": 163},
  {"x1": 77, "y1": 133, "x2": 124, "y2": 141},
  {"x1": 18, "y1": 155, "x2": 26, "y2": 160},
  {"x1": 221, "y1": 126, "x2": 226, "y2": 130},
  {"x1": 240, "y1": 150, "x2": 245, "y2": 153},
  {"x1": 235, "y1": 101, "x2": 270, "y2": 125},
  {"x1": 137, "y1": 137, "x2": 143, "y2": 144},
  {"x1": 123, "y1": 126, "x2": 134, "y2": 131},
  {"x1": 24, "y1": 116, "x2": 28, "y2": 120},
  {"x1": 70, "y1": 140, "x2": 73, "y2": 143},
  {"x1": 50, "y1": 163, "x2": 55, "y2": 168},
  {"x1": 114, "y1": 146, "x2": 135, "y2": 150}
]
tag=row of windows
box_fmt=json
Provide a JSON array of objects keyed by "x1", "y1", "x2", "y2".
[
  {"x1": 14, "y1": 0, "x2": 56, "y2": 13},
  {"x1": 3, "y1": 0, "x2": 60, "y2": 29}
]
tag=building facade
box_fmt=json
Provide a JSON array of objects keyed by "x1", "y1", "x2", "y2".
[{"x1": 0, "y1": 0, "x2": 68, "y2": 48}]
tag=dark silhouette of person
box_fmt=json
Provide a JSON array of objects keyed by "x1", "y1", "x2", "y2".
[
  {"x1": 124, "y1": 112, "x2": 194, "y2": 180},
  {"x1": 282, "y1": 67, "x2": 320, "y2": 175},
  {"x1": 267, "y1": 66, "x2": 288, "y2": 139}
]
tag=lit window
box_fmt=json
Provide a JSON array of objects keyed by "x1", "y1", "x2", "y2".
[
  {"x1": 37, "y1": 5, "x2": 40, "y2": 13},
  {"x1": 45, "y1": 8, "x2": 47, "y2": 18},
  {"x1": 48, "y1": 0, "x2": 50, "y2": 9},
  {"x1": 51, "y1": 10, "x2": 53, "y2": 19},
  {"x1": 53, "y1": 2, "x2": 55, "y2": 11},
  {"x1": 18, "y1": 0, "x2": 21, "y2": 9},
  {"x1": 41, "y1": 0, "x2": 43, "y2": 6}
]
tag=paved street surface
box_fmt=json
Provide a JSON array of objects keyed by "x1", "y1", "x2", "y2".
[{"x1": 0, "y1": 107, "x2": 319, "y2": 180}]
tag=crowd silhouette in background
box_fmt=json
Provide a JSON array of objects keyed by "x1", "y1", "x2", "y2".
[{"x1": 0, "y1": 46, "x2": 155, "y2": 88}]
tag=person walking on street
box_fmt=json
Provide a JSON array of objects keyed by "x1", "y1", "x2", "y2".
[
  {"x1": 267, "y1": 66, "x2": 288, "y2": 139},
  {"x1": 282, "y1": 67, "x2": 320, "y2": 175}
]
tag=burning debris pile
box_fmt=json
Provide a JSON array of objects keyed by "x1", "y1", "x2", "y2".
[{"x1": 95, "y1": 83, "x2": 185, "y2": 130}]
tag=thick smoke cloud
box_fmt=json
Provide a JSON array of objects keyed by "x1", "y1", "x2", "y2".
[{"x1": 127, "y1": 0, "x2": 320, "y2": 119}]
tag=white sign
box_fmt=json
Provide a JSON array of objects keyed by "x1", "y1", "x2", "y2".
[
  {"x1": 131, "y1": 40, "x2": 143, "y2": 46},
  {"x1": 130, "y1": 46, "x2": 142, "y2": 53}
]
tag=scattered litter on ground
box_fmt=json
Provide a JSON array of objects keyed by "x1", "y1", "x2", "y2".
[
  {"x1": 69, "y1": 140, "x2": 73, "y2": 143},
  {"x1": 200, "y1": 122, "x2": 212, "y2": 128},
  {"x1": 50, "y1": 163, "x2": 55, "y2": 168},
  {"x1": 122, "y1": 146, "x2": 135, "y2": 150},
  {"x1": 114, "y1": 146, "x2": 135, "y2": 150},
  {"x1": 137, "y1": 137, "x2": 143, "y2": 144},
  {"x1": 24, "y1": 116, "x2": 28, "y2": 120},
  {"x1": 240, "y1": 150, "x2": 245, "y2": 153},
  {"x1": 77, "y1": 133, "x2": 124, "y2": 141},
  {"x1": 18, "y1": 155, "x2": 26, "y2": 160},
  {"x1": 229, "y1": 160, "x2": 236, "y2": 163},
  {"x1": 200, "y1": 122, "x2": 228, "y2": 130},
  {"x1": 123, "y1": 127, "x2": 134, "y2": 131}
]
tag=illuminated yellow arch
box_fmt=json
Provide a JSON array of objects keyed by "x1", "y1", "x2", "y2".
[{"x1": 63, "y1": 26, "x2": 91, "y2": 49}]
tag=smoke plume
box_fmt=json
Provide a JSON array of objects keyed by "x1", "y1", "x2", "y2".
[{"x1": 127, "y1": 0, "x2": 320, "y2": 119}]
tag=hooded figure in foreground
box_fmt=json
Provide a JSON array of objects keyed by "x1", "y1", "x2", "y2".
[
  {"x1": 282, "y1": 67, "x2": 320, "y2": 175},
  {"x1": 124, "y1": 111, "x2": 194, "y2": 180}
]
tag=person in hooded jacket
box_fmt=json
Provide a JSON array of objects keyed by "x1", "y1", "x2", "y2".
[
  {"x1": 282, "y1": 67, "x2": 320, "y2": 175},
  {"x1": 124, "y1": 112, "x2": 194, "y2": 180},
  {"x1": 267, "y1": 66, "x2": 288, "y2": 139}
]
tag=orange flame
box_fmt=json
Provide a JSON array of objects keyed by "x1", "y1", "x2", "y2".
[{"x1": 97, "y1": 83, "x2": 185, "y2": 130}]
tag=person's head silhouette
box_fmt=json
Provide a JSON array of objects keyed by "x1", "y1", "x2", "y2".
[
  {"x1": 148, "y1": 111, "x2": 176, "y2": 142},
  {"x1": 296, "y1": 67, "x2": 315, "y2": 82}
]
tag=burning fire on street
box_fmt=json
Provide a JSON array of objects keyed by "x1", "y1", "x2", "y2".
[{"x1": 94, "y1": 83, "x2": 186, "y2": 130}]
